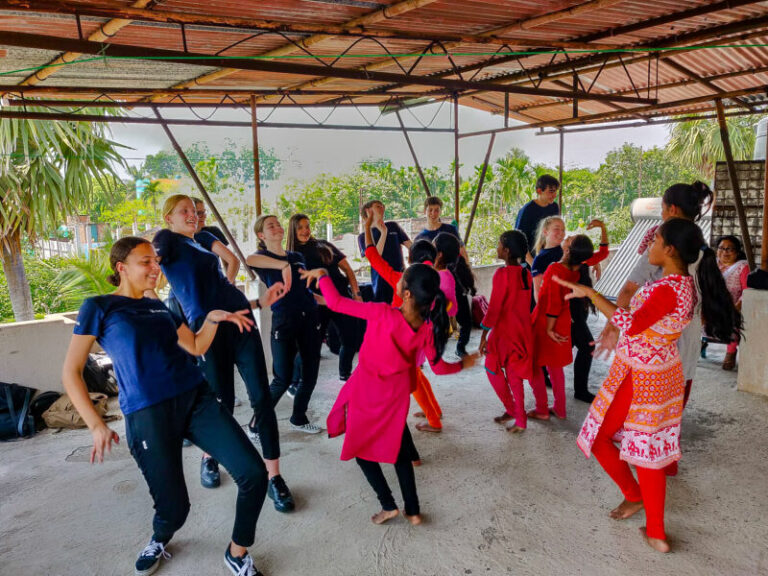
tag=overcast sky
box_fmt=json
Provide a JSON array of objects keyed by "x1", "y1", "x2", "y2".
[{"x1": 112, "y1": 102, "x2": 671, "y2": 194}]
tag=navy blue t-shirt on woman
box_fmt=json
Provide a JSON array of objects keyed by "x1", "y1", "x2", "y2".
[
  {"x1": 153, "y1": 229, "x2": 249, "y2": 326},
  {"x1": 74, "y1": 295, "x2": 205, "y2": 415},
  {"x1": 515, "y1": 201, "x2": 560, "y2": 254},
  {"x1": 531, "y1": 246, "x2": 564, "y2": 277},
  {"x1": 250, "y1": 250, "x2": 316, "y2": 315}
]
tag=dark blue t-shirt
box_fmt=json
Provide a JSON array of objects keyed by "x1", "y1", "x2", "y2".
[
  {"x1": 357, "y1": 221, "x2": 409, "y2": 301},
  {"x1": 515, "y1": 201, "x2": 560, "y2": 254},
  {"x1": 74, "y1": 295, "x2": 205, "y2": 415},
  {"x1": 531, "y1": 246, "x2": 563, "y2": 277},
  {"x1": 197, "y1": 225, "x2": 228, "y2": 246},
  {"x1": 414, "y1": 223, "x2": 463, "y2": 245},
  {"x1": 153, "y1": 229, "x2": 249, "y2": 326},
  {"x1": 294, "y1": 240, "x2": 348, "y2": 295},
  {"x1": 250, "y1": 250, "x2": 316, "y2": 315}
]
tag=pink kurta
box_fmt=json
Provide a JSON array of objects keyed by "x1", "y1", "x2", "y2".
[{"x1": 319, "y1": 276, "x2": 461, "y2": 463}]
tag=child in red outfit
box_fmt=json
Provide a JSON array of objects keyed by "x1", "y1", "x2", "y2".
[
  {"x1": 529, "y1": 235, "x2": 603, "y2": 420},
  {"x1": 478, "y1": 230, "x2": 534, "y2": 433}
]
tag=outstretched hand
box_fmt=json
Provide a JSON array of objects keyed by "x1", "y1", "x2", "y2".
[
  {"x1": 208, "y1": 309, "x2": 255, "y2": 332},
  {"x1": 261, "y1": 282, "x2": 286, "y2": 308},
  {"x1": 586, "y1": 218, "x2": 606, "y2": 231},
  {"x1": 299, "y1": 267, "x2": 328, "y2": 288},
  {"x1": 461, "y1": 352, "x2": 481, "y2": 369},
  {"x1": 90, "y1": 423, "x2": 119, "y2": 464},
  {"x1": 594, "y1": 323, "x2": 619, "y2": 360},
  {"x1": 553, "y1": 275, "x2": 592, "y2": 301}
]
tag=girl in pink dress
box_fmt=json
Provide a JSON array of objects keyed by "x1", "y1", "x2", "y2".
[
  {"x1": 301, "y1": 264, "x2": 476, "y2": 526},
  {"x1": 478, "y1": 230, "x2": 534, "y2": 433},
  {"x1": 715, "y1": 235, "x2": 749, "y2": 370}
]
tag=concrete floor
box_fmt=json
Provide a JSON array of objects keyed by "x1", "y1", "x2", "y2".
[{"x1": 2, "y1": 318, "x2": 767, "y2": 576}]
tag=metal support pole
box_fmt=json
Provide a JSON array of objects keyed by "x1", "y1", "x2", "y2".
[
  {"x1": 558, "y1": 129, "x2": 564, "y2": 210},
  {"x1": 395, "y1": 110, "x2": 430, "y2": 197},
  {"x1": 763, "y1": 128, "x2": 768, "y2": 271},
  {"x1": 504, "y1": 92, "x2": 509, "y2": 128},
  {"x1": 572, "y1": 73, "x2": 579, "y2": 118},
  {"x1": 464, "y1": 133, "x2": 496, "y2": 245},
  {"x1": 153, "y1": 107, "x2": 256, "y2": 280},
  {"x1": 454, "y1": 95, "x2": 460, "y2": 225},
  {"x1": 715, "y1": 99, "x2": 756, "y2": 269},
  {"x1": 251, "y1": 95, "x2": 263, "y2": 216}
]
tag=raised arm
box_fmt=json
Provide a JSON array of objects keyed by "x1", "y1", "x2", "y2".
[
  {"x1": 62, "y1": 334, "x2": 119, "y2": 464},
  {"x1": 210, "y1": 240, "x2": 240, "y2": 283},
  {"x1": 246, "y1": 253, "x2": 292, "y2": 291},
  {"x1": 301, "y1": 269, "x2": 381, "y2": 321},
  {"x1": 365, "y1": 246, "x2": 402, "y2": 290},
  {"x1": 338, "y1": 258, "x2": 362, "y2": 301}
]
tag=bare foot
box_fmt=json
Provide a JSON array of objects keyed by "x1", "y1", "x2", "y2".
[
  {"x1": 609, "y1": 499, "x2": 644, "y2": 520},
  {"x1": 549, "y1": 409, "x2": 566, "y2": 420},
  {"x1": 405, "y1": 514, "x2": 422, "y2": 525},
  {"x1": 493, "y1": 412, "x2": 514, "y2": 424},
  {"x1": 526, "y1": 409, "x2": 550, "y2": 421},
  {"x1": 639, "y1": 527, "x2": 670, "y2": 553},
  {"x1": 415, "y1": 422, "x2": 442, "y2": 433},
  {"x1": 371, "y1": 509, "x2": 400, "y2": 525},
  {"x1": 506, "y1": 425, "x2": 525, "y2": 434},
  {"x1": 413, "y1": 411, "x2": 426, "y2": 418},
  {"x1": 412, "y1": 459, "x2": 423, "y2": 467}
]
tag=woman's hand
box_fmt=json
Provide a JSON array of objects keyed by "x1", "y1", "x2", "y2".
[
  {"x1": 586, "y1": 219, "x2": 606, "y2": 231},
  {"x1": 478, "y1": 331, "x2": 488, "y2": 355},
  {"x1": 553, "y1": 275, "x2": 593, "y2": 300},
  {"x1": 281, "y1": 263, "x2": 292, "y2": 292},
  {"x1": 208, "y1": 309, "x2": 255, "y2": 333},
  {"x1": 260, "y1": 282, "x2": 286, "y2": 308},
  {"x1": 594, "y1": 323, "x2": 619, "y2": 360},
  {"x1": 299, "y1": 267, "x2": 328, "y2": 288},
  {"x1": 364, "y1": 209, "x2": 375, "y2": 230},
  {"x1": 547, "y1": 329, "x2": 568, "y2": 344},
  {"x1": 461, "y1": 352, "x2": 481, "y2": 369},
  {"x1": 90, "y1": 423, "x2": 119, "y2": 464}
]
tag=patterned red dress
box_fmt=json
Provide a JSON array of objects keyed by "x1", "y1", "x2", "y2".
[
  {"x1": 531, "y1": 262, "x2": 580, "y2": 368},
  {"x1": 577, "y1": 274, "x2": 695, "y2": 469}
]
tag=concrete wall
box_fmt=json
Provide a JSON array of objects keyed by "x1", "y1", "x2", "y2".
[
  {"x1": 0, "y1": 313, "x2": 79, "y2": 392},
  {"x1": 737, "y1": 289, "x2": 768, "y2": 397}
]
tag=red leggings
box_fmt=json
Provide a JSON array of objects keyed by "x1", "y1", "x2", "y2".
[
  {"x1": 590, "y1": 376, "x2": 668, "y2": 540},
  {"x1": 530, "y1": 365, "x2": 566, "y2": 418},
  {"x1": 485, "y1": 361, "x2": 527, "y2": 429}
]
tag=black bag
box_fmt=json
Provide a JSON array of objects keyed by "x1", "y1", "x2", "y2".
[
  {"x1": 83, "y1": 352, "x2": 119, "y2": 397},
  {"x1": 747, "y1": 269, "x2": 768, "y2": 290},
  {"x1": 0, "y1": 382, "x2": 37, "y2": 440},
  {"x1": 30, "y1": 391, "x2": 62, "y2": 431}
]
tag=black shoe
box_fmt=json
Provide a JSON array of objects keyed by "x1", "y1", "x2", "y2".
[
  {"x1": 339, "y1": 373, "x2": 350, "y2": 381},
  {"x1": 224, "y1": 546, "x2": 262, "y2": 576},
  {"x1": 200, "y1": 456, "x2": 221, "y2": 489},
  {"x1": 574, "y1": 392, "x2": 596, "y2": 404},
  {"x1": 286, "y1": 383, "x2": 298, "y2": 399},
  {"x1": 456, "y1": 344, "x2": 468, "y2": 357},
  {"x1": 135, "y1": 539, "x2": 171, "y2": 576},
  {"x1": 267, "y1": 475, "x2": 295, "y2": 513}
]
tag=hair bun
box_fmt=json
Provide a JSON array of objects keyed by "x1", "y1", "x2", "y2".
[
  {"x1": 692, "y1": 181, "x2": 713, "y2": 202},
  {"x1": 107, "y1": 272, "x2": 120, "y2": 287}
]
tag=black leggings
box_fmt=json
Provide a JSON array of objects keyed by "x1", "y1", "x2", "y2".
[
  {"x1": 455, "y1": 291, "x2": 472, "y2": 349},
  {"x1": 193, "y1": 317, "x2": 280, "y2": 460},
  {"x1": 125, "y1": 385, "x2": 268, "y2": 546},
  {"x1": 355, "y1": 426, "x2": 420, "y2": 516},
  {"x1": 269, "y1": 309, "x2": 323, "y2": 426},
  {"x1": 570, "y1": 302, "x2": 595, "y2": 398}
]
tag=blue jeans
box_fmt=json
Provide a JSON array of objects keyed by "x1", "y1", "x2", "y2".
[
  {"x1": 269, "y1": 308, "x2": 322, "y2": 426},
  {"x1": 125, "y1": 385, "x2": 268, "y2": 546},
  {"x1": 192, "y1": 315, "x2": 280, "y2": 460}
]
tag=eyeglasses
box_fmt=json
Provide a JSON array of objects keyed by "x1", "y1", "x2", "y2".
[
  {"x1": 717, "y1": 246, "x2": 736, "y2": 253},
  {"x1": 196, "y1": 210, "x2": 207, "y2": 217}
]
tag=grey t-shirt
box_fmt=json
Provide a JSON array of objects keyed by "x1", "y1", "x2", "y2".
[{"x1": 626, "y1": 252, "x2": 702, "y2": 383}]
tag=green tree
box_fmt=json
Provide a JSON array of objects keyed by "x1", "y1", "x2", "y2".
[
  {"x1": 0, "y1": 109, "x2": 126, "y2": 321},
  {"x1": 666, "y1": 116, "x2": 759, "y2": 178}
]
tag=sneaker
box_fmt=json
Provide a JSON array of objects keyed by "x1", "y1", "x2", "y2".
[
  {"x1": 455, "y1": 344, "x2": 468, "y2": 357},
  {"x1": 135, "y1": 539, "x2": 171, "y2": 576},
  {"x1": 224, "y1": 546, "x2": 263, "y2": 576},
  {"x1": 290, "y1": 422, "x2": 322, "y2": 434},
  {"x1": 267, "y1": 475, "x2": 295, "y2": 513},
  {"x1": 286, "y1": 383, "x2": 298, "y2": 399},
  {"x1": 233, "y1": 396, "x2": 243, "y2": 407},
  {"x1": 200, "y1": 456, "x2": 221, "y2": 489},
  {"x1": 246, "y1": 424, "x2": 260, "y2": 443},
  {"x1": 339, "y1": 373, "x2": 351, "y2": 381}
]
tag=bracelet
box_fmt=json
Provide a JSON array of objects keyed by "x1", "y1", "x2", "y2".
[
  {"x1": 254, "y1": 299, "x2": 262, "y2": 310},
  {"x1": 355, "y1": 291, "x2": 362, "y2": 297},
  {"x1": 589, "y1": 291, "x2": 600, "y2": 304},
  {"x1": 206, "y1": 318, "x2": 220, "y2": 325}
]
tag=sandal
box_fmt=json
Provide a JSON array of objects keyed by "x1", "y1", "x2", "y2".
[
  {"x1": 722, "y1": 352, "x2": 736, "y2": 371},
  {"x1": 493, "y1": 412, "x2": 514, "y2": 424},
  {"x1": 415, "y1": 422, "x2": 442, "y2": 433}
]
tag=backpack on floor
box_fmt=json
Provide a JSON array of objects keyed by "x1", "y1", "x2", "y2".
[
  {"x1": 83, "y1": 352, "x2": 119, "y2": 397},
  {"x1": 0, "y1": 382, "x2": 37, "y2": 441},
  {"x1": 42, "y1": 392, "x2": 119, "y2": 430},
  {"x1": 29, "y1": 391, "x2": 62, "y2": 431}
]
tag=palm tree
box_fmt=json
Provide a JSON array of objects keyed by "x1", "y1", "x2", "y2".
[
  {"x1": 0, "y1": 108, "x2": 126, "y2": 321},
  {"x1": 666, "y1": 116, "x2": 760, "y2": 178},
  {"x1": 491, "y1": 149, "x2": 537, "y2": 212}
]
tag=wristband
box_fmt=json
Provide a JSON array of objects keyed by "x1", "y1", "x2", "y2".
[{"x1": 254, "y1": 299, "x2": 262, "y2": 310}]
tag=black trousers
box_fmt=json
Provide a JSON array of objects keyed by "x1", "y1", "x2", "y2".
[
  {"x1": 355, "y1": 426, "x2": 420, "y2": 516},
  {"x1": 294, "y1": 306, "x2": 359, "y2": 381},
  {"x1": 570, "y1": 301, "x2": 595, "y2": 399},
  {"x1": 125, "y1": 385, "x2": 268, "y2": 546},
  {"x1": 193, "y1": 316, "x2": 280, "y2": 460},
  {"x1": 269, "y1": 308, "x2": 323, "y2": 426},
  {"x1": 455, "y1": 291, "x2": 472, "y2": 349}
]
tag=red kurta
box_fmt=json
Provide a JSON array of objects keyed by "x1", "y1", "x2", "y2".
[{"x1": 531, "y1": 262, "x2": 579, "y2": 368}]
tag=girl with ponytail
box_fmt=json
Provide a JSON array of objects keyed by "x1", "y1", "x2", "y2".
[
  {"x1": 554, "y1": 217, "x2": 741, "y2": 554},
  {"x1": 434, "y1": 232, "x2": 475, "y2": 357},
  {"x1": 299, "y1": 264, "x2": 477, "y2": 526}
]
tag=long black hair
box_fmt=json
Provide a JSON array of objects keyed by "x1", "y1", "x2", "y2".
[
  {"x1": 658, "y1": 218, "x2": 743, "y2": 342},
  {"x1": 499, "y1": 229, "x2": 530, "y2": 289},
  {"x1": 716, "y1": 235, "x2": 747, "y2": 262},
  {"x1": 565, "y1": 234, "x2": 595, "y2": 267},
  {"x1": 434, "y1": 232, "x2": 476, "y2": 296},
  {"x1": 409, "y1": 239, "x2": 437, "y2": 264},
  {"x1": 402, "y1": 264, "x2": 450, "y2": 363},
  {"x1": 662, "y1": 181, "x2": 713, "y2": 221}
]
